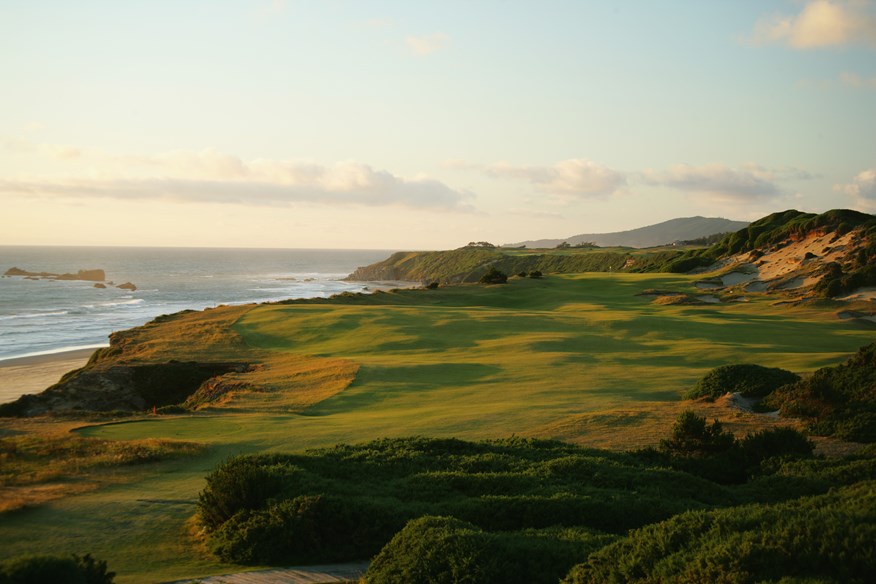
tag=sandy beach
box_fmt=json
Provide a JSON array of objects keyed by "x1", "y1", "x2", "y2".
[{"x1": 0, "y1": 348, "x2": 97, "y2": 404}]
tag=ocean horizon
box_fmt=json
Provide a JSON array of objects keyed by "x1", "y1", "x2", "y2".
[{"x1": 0, "y1": 245, "x2": 395, "y2": 361}]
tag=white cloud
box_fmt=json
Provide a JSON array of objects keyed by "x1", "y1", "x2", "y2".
[
  {"x1": 486, "y1": 159, "x2": 627, "y2": 198},
  {"x1": 406, "y1": 33, "x2": 450, "y2": 56},
  {"x1": 749, "y1": 0, "x2": 876, "y2": 49},
  {"x1": 840, "y1": 71, "x2": 876, "y2": 88},
  {"x1": 835, "y1": 168, "x2": 876, "y2": 211},
  {"x1": 640, "y1": 164, "x2": 784, "y2": 202},
  {"x1": 0, "y1": 148, "x2": 473, "y2": 210}
]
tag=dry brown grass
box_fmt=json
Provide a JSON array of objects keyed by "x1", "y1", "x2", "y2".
[
  {"x1": 81, "y1": 303, "x2": 361, "y2": 413},
  {"x1": 0, "y1": 417, "x2": 202, "y2": 513},
  {"x1": 524, "y1": 396, "x2": 802, "y2": 451}
]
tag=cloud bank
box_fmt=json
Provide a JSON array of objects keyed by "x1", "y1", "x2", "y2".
[
  {"x1": 640, "y1": 164, "x2": 787, "y2": 202},
  {"x1": 749, "y1": 0, "x2": 876, "y2": 49},
  {"x1": 836, "y1": 168, "x2": 876, "y2": 211},
  {"x1": 486, "y1": 159, "x2": 627, "y2": 198},
  {"x1": 0, "y1": 148, "x2": 473, "y2": 210}
]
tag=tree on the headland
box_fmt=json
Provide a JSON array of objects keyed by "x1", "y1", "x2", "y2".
[
  {"x1": 529, "y1": 270, "x2": 543, "y2": 279},
  {"x1": 479, "y1": 267, "x2": 508, "y2": 284}
]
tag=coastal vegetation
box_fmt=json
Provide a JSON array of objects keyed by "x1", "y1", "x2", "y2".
[
  {"x1": 346, "y1": 209, "x2": 876, "y2": 298},
  {"x1": 0, "y1": 210, "x2": 874, "y2": 581}
]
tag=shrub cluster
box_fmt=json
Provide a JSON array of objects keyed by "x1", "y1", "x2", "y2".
[
  {"x1": 686, "y1": 363, "x2": 800, "y2": 400},
  {"x1": 764, "y1": 341, "x2": 876, "y2": 442},
  {"x1": 0, "y1": 553, "x2": 114, "y2": 584},
  {"x1": 563, "y1": 480, "x2": 876, "y2": 583},
  {"x1": 366, "y1": 516, "x2": 613, "y2": 584},
  {"x1": 197, "y1": 437, "x2": 734, "y2": 565}
]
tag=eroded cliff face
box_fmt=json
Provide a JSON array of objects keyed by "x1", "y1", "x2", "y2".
[{"x1": 2, "y1": 361, "x2": 250, "y2": 416}]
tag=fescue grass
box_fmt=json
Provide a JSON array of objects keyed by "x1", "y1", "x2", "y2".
[{"x1": 0, "y1": 273, "x2": 873, "y2": 583}]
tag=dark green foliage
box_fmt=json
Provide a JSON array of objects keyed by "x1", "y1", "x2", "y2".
[
  {"x1": 366, "y1": 516, "x2": 614, "y2": 584},
  {"x1": 517, "y1": 271, "x2": 527, "y2": 278},
  {"x1": 199, "y1": 437, "x2": 734, "y2": 565},
  {"x1": 478, "y1": 267, "x2": 508, "y2": 284},
  {"x1": 366, "y1": 517, "x2": 494, "y2": 584},
  {"x1": 210, "y1": 495, "x2": 401, "y2": 564},
  {"x1": 660, "y1": 411, "x2": 735, "y2": 457},
  {"x1": 687, "y1": 363, "x2": 800, "y2": 400},
  {"x1": 649, "y1": 413, "x2": 814, "y2": 485},
  {"x1": 764, "y1": 342, "x2": 876, "y2": 442},
  {"x1": 664, "y1": 253, "x2": 715, "y2": 273},
  {"x1": 563, "y1": 481, "x2": 876, "y2": 584},
  {"x1": 426, "y1": 282, "x2": 439, "y2": 289},
  {"x1": 739, "y1": 427, "x2": 814, "y2": 463},
  {"x1": 529, "y1": 270, "x2": 543, "y2": 279},
  {"x1": 198, "y1": 455, "x2": 301, "y2": 530},
  {"x1": 0, "y1": 554, "x2": 114, "y2": 584}
]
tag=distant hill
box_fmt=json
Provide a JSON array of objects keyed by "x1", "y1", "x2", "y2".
[
  {"x1": 504, "y1": 216, "x2": 750, "y2": 249},
  {"x1": 346, "y1": 209, "x2": 875, "y2": 297}
]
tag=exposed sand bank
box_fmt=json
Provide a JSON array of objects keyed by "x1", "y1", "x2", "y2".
[{"x1": 0, "y1": 348, "x2": 95, "y2": 404}]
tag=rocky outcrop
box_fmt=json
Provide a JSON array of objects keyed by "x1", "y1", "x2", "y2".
[
  {"x1": 117, "y1": 282, "x2": 137, "y2": 291},
  {"x1": 3, "y1": 267, "x2": 106, "y2": 282}
]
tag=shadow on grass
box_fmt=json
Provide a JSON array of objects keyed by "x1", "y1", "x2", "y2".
[{"x1": 302, "y1": 363, "x2": 503, "y2": 416}]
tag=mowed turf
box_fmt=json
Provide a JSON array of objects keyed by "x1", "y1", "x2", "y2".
[{"x1": 1, "y1": 273, "x2": 873, "y2": 583}]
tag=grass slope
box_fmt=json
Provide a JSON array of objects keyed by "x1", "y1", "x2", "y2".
[{"x1": 0, "y1": 273, "x2": 873, "y2": 582}]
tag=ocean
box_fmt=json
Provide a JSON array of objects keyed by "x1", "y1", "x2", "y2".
[{"x1": 0, "y1": 246, "x2": 394, "y2": 361}]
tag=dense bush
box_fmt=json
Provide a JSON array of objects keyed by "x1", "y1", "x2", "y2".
[
  {"x1": 764, "y1": 342, "x2": 876, "y2": 442},
  {"x1": 686, "y1": 363, "x2": 800, "y2": 400},
  {"x1": 659, "y1": 411, "x2": 736, "y2": 457},
  {"x1": 209, "y1": 495, "x2": 402, "y2": 564},
  {"x1": 0, "y1": 554, "x2": 114, "y2": 584},
  {"x1": 478, "y1": 267, "x2": 508, "y2": 284},
  {"x1": 198, "y1": 437, "x2": 735, "y2": 564},
  {"x1": 563, "y1": 481, "x2": 876, "y2": 583},
  {"x1": 366, "y1": 516, "x2": 613, "y2": 584}
]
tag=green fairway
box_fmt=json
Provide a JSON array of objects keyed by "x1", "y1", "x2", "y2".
[{"x1": 1, "y1": 273, "x2": 873, "y2": 583}]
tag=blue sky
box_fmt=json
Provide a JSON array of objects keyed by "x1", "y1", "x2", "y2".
[{"x1": 1, "y1": 0, "x2": 874, "y2": 248}]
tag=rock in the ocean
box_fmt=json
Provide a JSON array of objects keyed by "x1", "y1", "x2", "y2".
[
  {"x1": 94, "y1": 283, "x2": 107, "y2": 289},
  {"x1": 4, "y1": 267, "x2": 106, "y2": 282},
  {"x1": 117, "y1": 282, "x2": 137, "y2": 291}
]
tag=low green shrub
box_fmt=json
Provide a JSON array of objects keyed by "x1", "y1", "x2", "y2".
[
  {"x1": 366, "y1": 516, "x2": 614, "y2": 584},
  {"x1": 563, "y1": 481, "x2": 876, "y2": 583},
  {"x1": 0, "y1": 553, "x2": 114, "y2": 584},
  {"x1": 686, "y1": 363, "x2": 800, "y2": 400}
]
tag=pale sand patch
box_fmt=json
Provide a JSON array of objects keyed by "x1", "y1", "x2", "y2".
[
  {"x1": 696, "y1": 295, "x2": 721, "y2": 303},
  {"x1": 743, "y1": 231, "x2": 856, "y2": 282},
  {"x1": 0, "y1": 349, "x2": 94, "y2": 404},
  {"x1": 721, "y1": 271, "x2": 757, "y2": 286},
  {"x1": 838, "y1": 287, "x2": 876, "y2": 302},
  {"x1": 695, "y1": 281, "x2": 723, "y2": 290},
  {"x1": 776, "y1": 277, "x2": 805, "y2": 290}
]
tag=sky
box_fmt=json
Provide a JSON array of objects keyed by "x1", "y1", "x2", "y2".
[{"x1": 1, "y1": 0, "x2": 875, "y2": 249}]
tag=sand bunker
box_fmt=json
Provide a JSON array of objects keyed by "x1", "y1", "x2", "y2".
[
  {"x1": 695, "y1": 281, "x2": 723, "y2": 290},
  {"x1": 696, "y1": 295, "x2": 721, "y2": 303},
  {"x1": 721, "y1": 271, "x2": 757, "y2": 286},
  {"x1": 837, "y1": 287, "x2": 876, "y2": 302}
]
